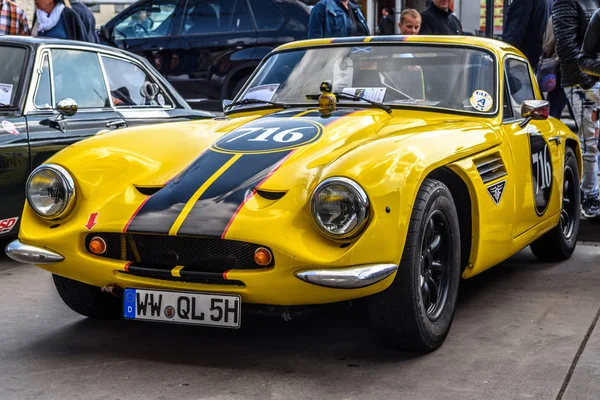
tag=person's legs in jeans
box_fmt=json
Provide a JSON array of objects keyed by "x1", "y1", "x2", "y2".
[
  {"x1": 566, "y1": 84, "x2": 600, "y2": 217},
  {"x1": 548, "y1": 87, "x2": 567, "y2": 119}
]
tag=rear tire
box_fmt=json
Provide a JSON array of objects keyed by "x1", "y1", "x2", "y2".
[
  {"x1": 530, "y1": 147, "x2": 580, "y2": 261},
  {"x1": 231, "y1": 74, "x2": 251, "y2": 99},
  {"x1": 53, "y1": 274, "x2": 121, "y2": 319},
  {"x1": 368, "y1": 178, "x2": 461, "y2": 352}
]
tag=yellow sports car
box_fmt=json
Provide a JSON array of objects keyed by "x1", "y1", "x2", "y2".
[{"x1": 6, "y1": 36, "x2": 582, "y2": 352}]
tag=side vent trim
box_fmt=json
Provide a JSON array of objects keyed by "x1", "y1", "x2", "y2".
[{"x1": 475, "y1": 153, "x2": 507, "y2": 183}]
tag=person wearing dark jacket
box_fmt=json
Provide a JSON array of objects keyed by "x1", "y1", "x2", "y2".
[
  {"x1": 378, "y1": 7, "x2": 394, "y2": 35},
  {"x1": 32, "y1": 0, "x2": 87, "y2": 41},
  {"x1": 503, "y1": 0, "x2": 552, "y2": 70},
  {"x1": 70, "y1": 0, "x2": 98, "y2": 42},
  {"x1": 553, "y1": 0, "x2": 600, "y2": 217},
  {"x1": 419, "y1": 0, "x2": 462, "y2": 35},
  {"x1": 308, "y1": 0, "x2": 369, "y2": 38}
]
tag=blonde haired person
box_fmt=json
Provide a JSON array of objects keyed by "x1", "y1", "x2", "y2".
[{"x1": 398, "y1": 9, "x2": 421, "y2": 35}]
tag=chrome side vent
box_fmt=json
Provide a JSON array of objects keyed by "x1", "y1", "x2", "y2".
[{"x1": 475, "y1": 153, "x2": 507, "y2": 183}]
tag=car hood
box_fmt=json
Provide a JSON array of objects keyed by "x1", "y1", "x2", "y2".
[{"x1": 48, "y1": 107, "x2": 497, "y2": 237}]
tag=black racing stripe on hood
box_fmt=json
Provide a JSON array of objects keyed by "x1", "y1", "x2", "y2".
[
  {"x1": 125, "y1": 151, "x2": 235, "y2": 234},
  {"x1": 298, "y1": 109, "x2": 362, "y2": 124},
  {"x1": 176, "y1": 151, "x2": 291, "y2": 237}
]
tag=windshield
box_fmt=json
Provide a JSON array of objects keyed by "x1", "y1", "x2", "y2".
[
  {"x1": 236, "y1": 44, "x2": 497, "y2": 114},
  {"x1": 0, "y1": 46, "x2": 27, "y2": 107}
]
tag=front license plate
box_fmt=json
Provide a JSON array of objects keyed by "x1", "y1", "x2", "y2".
[{"x1": 123, "y1": 288, "x2": 241, "y2": 328}]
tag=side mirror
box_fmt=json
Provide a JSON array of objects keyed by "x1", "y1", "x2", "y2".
[
  {"x1": 519, "y1": 99, "x2": 549, "y2": 127},
  {"x1": 56, "y1": 98, "x2": 78, "y2": 117},
  {"x1": 222, "y1": 99, "x2": 232, "y2": 112},
  {"x1": 140, "y1": 81, "x2": 160, "y2": 100},
  {"x1": 98, "y1": 24, "x2": 113, "y2": 44}
]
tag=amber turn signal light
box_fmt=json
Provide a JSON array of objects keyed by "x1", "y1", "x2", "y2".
[
  {"x1": 89, "y1": 236, "x2": 107, "y2": 255},
  {"x1": 254, "y1": 247, "x2": 272, "y2": 266}
]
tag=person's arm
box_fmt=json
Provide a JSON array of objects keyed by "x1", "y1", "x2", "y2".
[
  {"x1": 578, "y1": 9, "x2": 600, "y2": 77},
  {"x1": 503, "y1": 0, "x2": 532, "y2": 48},
  {"x1": 18, "y1": 8, "x2": 30, "y2": 35},
  {"x1": 307, "y1": 3, "x2": 326, "y2": 39},
  {"x1": 554, "y1": 0, "x2": 596, "y2": 88}
]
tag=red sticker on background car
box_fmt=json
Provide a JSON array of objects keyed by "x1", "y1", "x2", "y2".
[
  {"x1": 0, "y1": 217, "x2": 19, "y2": 234},
  {"x1": 1, "y1": 121, "x2": 19, "y2": 135}
]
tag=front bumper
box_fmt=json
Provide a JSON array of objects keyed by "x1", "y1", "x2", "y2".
[
  {"x1": 5, "y1": 240, "x2": 64, "y2": 264},
  {"x1": 5, "y1": 239, "x2": 399, "y2": 305}
]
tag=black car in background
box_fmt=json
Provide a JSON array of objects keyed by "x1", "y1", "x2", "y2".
[
  {"x1": 0, "y1": 37, "x2": 213, "y2": 239},
  {"x1": 98, "y1": 0, "x2": 310, "y2": 111}
]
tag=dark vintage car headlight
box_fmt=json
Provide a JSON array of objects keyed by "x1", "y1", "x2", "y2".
[
  {"x1": 310, "y1": 177, "x2": 369, "y2": 239},
  {"x1": 26, "y1": 164, "x2": 75, "y2": 219}
]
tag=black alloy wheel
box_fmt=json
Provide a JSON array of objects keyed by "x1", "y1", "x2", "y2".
[{"x1": 420, "y1": 211, "x2": 452, "y2": 322}]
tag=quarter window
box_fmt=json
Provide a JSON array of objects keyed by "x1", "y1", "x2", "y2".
[
  {"x1": 505, "y1": 58, "x2": 535, "y2": 117},
  {"x1": 250, "y1": 0, "x2": 285, "y2": 30},
  {"x1": 34, "y1": 53, "x2": 52, "y2": 108},
  {"x1": 51, "y1": 50, "x2": 109, "y2": 108},
  {"x1": 102, "y1": 56, "x2": 170, "y2": 107}
]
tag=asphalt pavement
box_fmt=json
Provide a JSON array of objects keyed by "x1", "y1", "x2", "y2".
[{"x1": 1, "y1": 240, "x2": 599, "y2": 400}]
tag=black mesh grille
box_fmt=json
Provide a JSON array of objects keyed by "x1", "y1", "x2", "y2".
[{"x1": 86, "y1": 233, "x2": 272, "y2": 273}]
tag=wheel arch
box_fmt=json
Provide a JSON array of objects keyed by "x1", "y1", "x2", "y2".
[
  {"x1": 565, "y1": 138, "x2": 582, "y2": 179},
  {"x1": 426, "y1": 167, "x2": 473, "y2": 273}
]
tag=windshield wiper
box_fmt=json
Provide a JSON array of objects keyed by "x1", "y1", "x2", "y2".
[
  {"x1": 0, "y1": 102, "x2": 11, "y2": 108},
  {"x1": 306, "y1": 92, "x2": 391, "y2": 113},
  {"x1": 226, "y1": 98, "x2": 290, "y2": 110}
]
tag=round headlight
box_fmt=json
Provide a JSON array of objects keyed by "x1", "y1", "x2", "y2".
[
  {"x1": 310, "y1": 177, "x2": 369, "y2": 239},
  {"x1": 26, "y1": 164, "x2": 75, "y2": 219}
]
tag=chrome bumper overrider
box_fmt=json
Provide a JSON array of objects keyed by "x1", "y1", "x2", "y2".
[
  {"x1": 295, "y1": 263, "x2": 398, "y2": 289},
  {"x1": 4, "y1": 240, "x2": 64, "y2": 264}
]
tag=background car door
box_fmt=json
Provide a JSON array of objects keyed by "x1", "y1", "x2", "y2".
[
  {"x1": 27, "y1": 49, "x2": 124, "y2": 170},
  {"x1": 500, "y1": 57, "x2": 562, "y2": 237},
  {"x1": 103, "y1": 0, "x2": 180, "y2": 72},
  {"x1": 0, "y1": 45, "x2": 29, "y2": 238},
  {"x1": 166, "y1": 0, "x2": 258, "y2": 110}
]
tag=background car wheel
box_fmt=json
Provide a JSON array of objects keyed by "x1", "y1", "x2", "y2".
[
  {"x1": 53, "y1": 274, "x2": 121, "y2": 319},
  {"x1": 368, "y1": 178, "x2": 461, "y2": 352},
  {"x1": 530, "y1": 147, "x2": 580, "y2": 261}
]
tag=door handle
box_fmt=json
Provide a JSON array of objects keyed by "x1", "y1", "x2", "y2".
[
  {"x1": 106, "y1": 120, "x2": 128, "y2": 129},
  {"x1": 549, "y1": 136, "x2": 561, "y2": 145}
]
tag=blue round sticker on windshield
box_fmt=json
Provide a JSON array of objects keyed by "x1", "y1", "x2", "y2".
[{"x1": 213, "y1": 119, "x2": 323, "y2": 154}]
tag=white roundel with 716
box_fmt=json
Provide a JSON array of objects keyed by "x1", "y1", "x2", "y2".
[{"x1": 470, "y1": 90, "x2": 493, "y2": 112}]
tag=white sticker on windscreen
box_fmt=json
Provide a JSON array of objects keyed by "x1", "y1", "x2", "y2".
[{"x1": 470, "y1": 90, "x2": 493, "y2": 112}]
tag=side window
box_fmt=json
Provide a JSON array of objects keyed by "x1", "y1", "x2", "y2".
[
  {"x1": 183, "y1": 0, "x2": 251, "y2": 35},
  {"x1": 51, "y1": 50, "x2": 109, "y2": 108},
  {"x1": 505, "y1": 58, "x2": 534, "y2": 117},
  {"x1": 101, "y1": 56, "x2": 171, "y2": 107},
  {"x1": 250, "y1": 0, "x2": 285, "y2": 30},
  {"x1": 34, "y1": 53, "x2": 52, "y2": 109},
  {"x1": 113, "y1": 0, "x2": 178, "y2": 40}
]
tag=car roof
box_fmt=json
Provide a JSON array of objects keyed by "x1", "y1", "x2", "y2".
[
  {"x1": 275, "y1": 35, "x2": 525, "y2": 60},
  {"x1": 0, "y1": 36, "x2": 139, "y2": 59}
]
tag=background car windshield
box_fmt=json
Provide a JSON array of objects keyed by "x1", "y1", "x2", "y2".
[
  {"x1": 0, "y1": 46, "x2": 26, "y2": 106},
  {"x1": 238, "y1": 45, "x2": 497, "y2": 114},
  {"x1": 114, "y1": 0, "x2": 178, "y2": 40}
]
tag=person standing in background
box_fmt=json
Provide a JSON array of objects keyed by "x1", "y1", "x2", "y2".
[
  {"x1": 398, "y1": 9, "x2": 421, "y2": 35},
  {"x1": 542, "y1": 15, "x2": 569, "y2": 118},
  {"x1": 31, "y1": 0, "x2": 86, "y2": 40},
  {"x1": 307, "y1": 0, "x2": 369, "y2": 38},
  {"x1": 503, "y1": 0, "x2": 552, "y2": 71},
  {"x1": 378, "y1": 7, "x2": 394, "y2": 35},
  {"x1": 554, "y1": 0, "x2": 600, "y2": 218},
  {"x1": 0, "y1": 0, "x2": 30, "y2": 35},
  {"x1": 419, "y1": 0, "x2": 462, "y2": 35},
  {"x1": 69, "y1": 0, "x2": 98, "y2": 42}
]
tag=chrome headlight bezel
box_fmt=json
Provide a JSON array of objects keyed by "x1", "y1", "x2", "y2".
[
  {"x1": 26, "y1": 163, "x2": 76, "y2": 219},
  {"x1": 310, "y1": 177, "x2": 370, "y2": 239}
]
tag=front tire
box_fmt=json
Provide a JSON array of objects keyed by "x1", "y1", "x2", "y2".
[
  {"x1": 530, "y1": 146, "x2": 580, "y2": 261},
  {"x1": 53, "y1": 274, "x2": 121, "y2": 319},
  {"x1": 368, "y1": 178, "x2": 461, "y2": 352}
]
